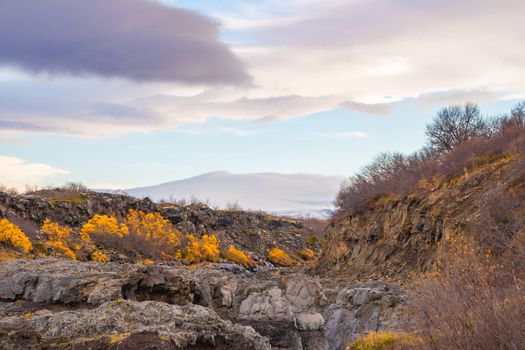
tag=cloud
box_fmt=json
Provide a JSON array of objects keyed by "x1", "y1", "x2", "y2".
[
  {"x1": 137, "y1": 93, "x2": 341, "y2": 124},
  {"x1": 0, "y1": 120, "x2": 56, "y2": 132},
  {"x1": 0, "y1": 0, "x2": 249, "y2": 84},
  {"x1": 230, "y1": 0, "x2": 525, "y2": 102},
  {"x1": 340, "y1": 101, "x2": 395, "y2": 116},
  {"x1": 0, "y1": 156, "x2": 69, "y2": 188},
  {"x1": 1, "y1": 0, "x2": 525, "y2": 137},
  {"x1": 416, "y1": 90, "x2": 502, "y2": 110}
]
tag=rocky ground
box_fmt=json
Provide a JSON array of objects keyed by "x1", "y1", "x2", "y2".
[{"x1": 0, "y1": 259, "x2": 406, "y2": 349}]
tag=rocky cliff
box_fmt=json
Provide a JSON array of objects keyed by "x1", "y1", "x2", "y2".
[{"x1": 315, "y1": 156, "x2": 525, "y2": 280}]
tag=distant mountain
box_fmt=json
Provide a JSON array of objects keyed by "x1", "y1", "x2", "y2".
[{"x1": 109, "y1": 171, "x2": 345, "y2": 218}]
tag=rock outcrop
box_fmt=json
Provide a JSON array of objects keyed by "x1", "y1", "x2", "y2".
[
  {"x1": 0, "y1": 259, "x2": 406, "y2": 349},
  {"x1": 0, "y1": 191, "x2": 315, "y2": 262},
  {"x1": 0, "y1": 191, "x2": 155, "y2": 236},
  {"x1": 315, "y1": 158, "x2": 523, "y2": 280},
  {"x1": 159, "y1": 204, "x2": 313, "y2": 259},
  {"x1": 0, "y1": 300, "x2": 271, "y2": 350}
]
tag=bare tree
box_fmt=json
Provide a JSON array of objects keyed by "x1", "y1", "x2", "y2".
[{"x1": 425, "y1": 103, "x2": 487, "y2": 152}]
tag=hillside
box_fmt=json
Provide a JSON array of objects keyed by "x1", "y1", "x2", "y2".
[
  {"x1": 315, "y1": 154, "x2": 525, "y2": 280},
  {"x1": 0, "y1": 190, "x2": 324, "y2": 266}
]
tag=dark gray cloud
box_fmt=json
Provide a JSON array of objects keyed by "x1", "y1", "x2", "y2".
[{"x1": 0, "y1": 0, "x2": 250, "y2": 84}]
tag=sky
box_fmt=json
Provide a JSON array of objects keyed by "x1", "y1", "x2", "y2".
[{"x1": 0, "y1": 0, "x2": 524, "y2": 190}]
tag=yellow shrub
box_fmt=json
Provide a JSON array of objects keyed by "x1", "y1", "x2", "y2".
[
  {"x1": 0, "y1": 218, "x2": 32, "y2": 253},
  {"x1": 40, "y1": 219, "x2": 76, "y2": 259},
  {"x1": 298, "y1": 248, "x2": 315, "y2": 260},
  {"x1": 182, "y1": 234, "x2": 221, "y2": 263},
  {"x1": 350, "y1": 332, "x2": 420, "y2": 350},
  {"x1": 267, "y1": 247, "x2": 295, "y2": 267},
  {"x1": 201, "y1": 234, "x2": 220, "y2": 262},
  {"x1": 223, "y1": 245, "x2": 255, "y2": 268},
  {"x1": 80, "y1": 215, "x2": 129, "y2": 241},
  {"x1": 41, "y1": 218, "x2": 71, "y2": 242},
  {"x1": 91, "y1": 250, "x2": 109, "y2": 262},
  {"x1": 126, "y1": 209, "x2": 181, "y2": 257},
  {"x1": 183, "y1": 234, "x2": 202, "y2": 263},
  {"x1": 43, "y1": 240, "x2": 76, "y2": 260},
  {"x1": 137, "y1": 258, "x2": 155, "y2": 265}
]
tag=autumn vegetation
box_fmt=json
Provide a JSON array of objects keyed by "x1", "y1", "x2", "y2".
[
  {"x1": 0, "y1": 208, "x2": 281, "y2": 268},
  {"x1": 0, "y1": 218, "x2": 33, "y2": 254},
  {"x1": 267, "y1": 247, "x2": 296, "y2": 267},
  {"x1": 222, "y1": 245, "x2": 256, "y2": 268},
  {"x1": 336, "y1": 101, "x2": 525, "y2": 349},
  {"x1": 336, "y1": 102, "x2": 525, "y2": 213},
  {"x1": 350, "y1": 331, "x2": 420, "y2": 350}
]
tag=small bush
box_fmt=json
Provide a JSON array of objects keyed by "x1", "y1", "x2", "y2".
[
  {"x1": 0, "y1": 218, "x2": 32, "y2": 253},
  {"x1": 91, "y1": 250, "x2": 109, "y2": 262},
  {"x1": 223, "y1": 245, "x2": 255, "y2": 267},
  {"x1": 201, "y1": 234, "x2": 220, "y2": 262},
  {"x1": 137, "y1": 258, "x2": 155, "y2": 265},
  {"x1": 181, "y1": 234, "x2": 222, "y2": 263},
  {"x1": 0, "y1": 184, "x2": 19, "y2": 195},
  {"x1": 298, "y1": 247, "x2": 315, "y2": 260},
  {"x1": 350, "y1": 331, "x2": 420, "y2": 350},
  {"x1": 80, "y1": 214, "x2": 129, "y2": 242},
  {"x1": 408, "y1": 235, "x2": 525, "y2": 350},
  {"x1": 267, "y1": 247, "x2": 295, "y2": 267},
  {"x1": 40, "y1": 219, "x2": 76, "y2": 259},
  {"x1": 183, "y1": 234, "x2": 202, "y2": 263},
  {"x1": 41, "y1": 218, "x2": 72, "y2": 242},
  {"x1": 43, "y1": 240, "x2": 76, "y2": 260},
  {"x1": 126, "y1": 209, "x2": 181, "y2": 259},
  {"x1": 61, "y1": 182, "x2": 88, "y2": 192}
]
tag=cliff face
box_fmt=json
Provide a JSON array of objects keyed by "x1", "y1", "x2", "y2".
[{"x1": 315, "y1": 157, "x2": 525, "y2": 280}]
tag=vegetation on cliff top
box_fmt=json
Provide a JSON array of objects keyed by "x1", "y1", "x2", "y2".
[{"x1": 336, "y1": 102, "x2": 525, "y2": 213}]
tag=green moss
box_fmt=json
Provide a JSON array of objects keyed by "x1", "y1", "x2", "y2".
[{"x1": 49, "y1": 196, "x2": 87, "y2": 207}]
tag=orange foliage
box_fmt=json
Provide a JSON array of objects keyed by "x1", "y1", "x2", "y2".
[
  {"x1": 91, "y1": 250, "x2": 109, "y2": 262},
  {"x1": 183, "y1": 234, "x2": 202, "y2": 263},
  {"x1": 183, "y1": 234, "x2": 221, "y2": 263},
  {"x1": 0, "y1": 218, "x2": 32, "y2": 253},
  {"x1": 223, "y1": 245, "x2": 255, "y2": 268},
  {"x1": 40, "y1": 219, "x2": 76, "y2": 260},
  {"x1": 297, "y1": 247, "x2": 315, "y2": 260},
  {"x1": 137, "y1": 258, "x2": 155, "y2": 265},
  {"x1": 43, "y1": 240, "x2": 76, "y2": 260},
  {"x1": 201, "y1": 234, "x2": 220, "y2": 262},
  {"x1": 126, "y1": 209, "x2": 180, "y2": 257},
  {"x1": 80, "y1": 214, "x2": 129, "y2": 241},
  {"x1": 41, "y1": 218, "x2": 71, "y2": 242},
  {"x1": 267, "y1": 247, "x2": 295, "y2": 267}
]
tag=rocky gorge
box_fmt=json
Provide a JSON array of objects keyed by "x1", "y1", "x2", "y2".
[
  {"x1": 0, "y1": 259, "x2": 406, "y2": 349},
  {"x1": 1, "y1": 150, "x2": 523, "y2": 349}
]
